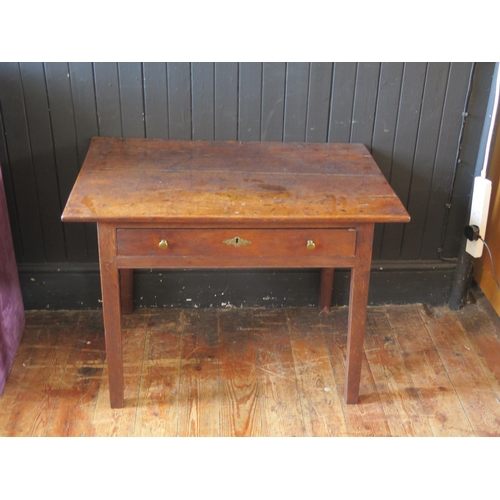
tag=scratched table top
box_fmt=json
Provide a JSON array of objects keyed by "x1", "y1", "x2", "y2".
[{"x1": 62, "y1": 138, "x2": 410, "y2": 226}]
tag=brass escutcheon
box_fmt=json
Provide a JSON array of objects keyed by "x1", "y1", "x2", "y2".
[
  {"x1": 158, "y1": 239, "x2": 168, "y2": 249},
  {"x1": 306, "y1": 239, "x2": 316, "y2": 250},
  {"x1": 222, "y1": 236, "x2": 252, "y2": 247}
]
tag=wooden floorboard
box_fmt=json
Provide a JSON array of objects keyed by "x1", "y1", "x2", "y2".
[
  {"x1": 362, "y1": 307, "x2": 434, "y2": 437},
  {"x1": 2, "y1": 294, "x2": 500, "y2": 437},
  {"x1": 419, "y1": 304, "x2": 500, "y2": 437},
  {"x1": 177, "y1": 309, "x2": 220, "y2": 437},
  {"x1": 253, "y1": 309, "x2": 305, "y2": 437},
  {"x1": 218, "y1": 309, "x2": 262, "y2": 437},
  {"x1": 287, "y1": 308, "x2": 347, "y2": 436},
  {"x1": 134, "y1": 310, "x2": 183, "y2": 437},
  {"x1": 386, "y1": 305, "x2": 474, "y2": 437},
  {"x1": 321, "y1": 307, "x2": 392, "y2": 436}
]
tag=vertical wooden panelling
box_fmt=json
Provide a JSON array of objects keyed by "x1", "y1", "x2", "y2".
[
  {"x1": 0, "y1": 102, "x2": 23, "y2": 259},
  {"x1": 370, "y1": 63, "x2": 404, "y2": 259},
  {"x1": 380, "y1": 63, "x2": 428, "y2": 260},
  {"x1": 0, "y1": 61, "x2": 489, "y2": 274},
  {"x1": 0, "y1": 62, "x2": 44, "y2": 262},
  {"x1": 44, "y1": 62, "x2": 88, "y2": 262},
  {"x1": 69, "y1": 62, "x2": 100, "y2": 260},
  {"x1": 191, "y1": 63, "x2": 214, "y2": 140},
  {"x1": 350, "y1": 63, "x2": 381, "y2": 148},
  {"x1": 283, "y1": 63, "x2": 309, "y2": 142},
  {"x1": 94, "y1": 63, "x2": 122, "y2": 137},
  {"x1": 19, "y1": 63, "x2": 66, "y2": 262},
  {"x1": 143, "y1": 63, "x2": 169, "y2": 139},
  {"x1": 69, "y1": 63, "x2": 99, "y2": 165},
  {"x1": 306, "y1": 62, "x2": 333, "y2": 143},
  {"x1": 261, "y1": 62, "x2": 286, "y2": 141},
  {"x1": 215, "y1": 62, "x2": 238, "y2": 140},
  {"x1": 371, "y1": 63, "x2": 405, "y2": 180},
  {"x1": 118, "y1": 63, "x2": 145, "y2": 139},
  {"x1": 420, "y1": 63, "x2": 473, "y2": 260},
  {"x1": 401, "y1": 63, "x2": 451, "y2": 260},
  {"x1": 167, "y1": 63, "x2": 192, "y2": 140},
  {"x1": 238, "y1": 62, "x2": 262, "y2": 141},
  {"x1": 328, "y1": 62, "x2": 357, "y2": 143}
]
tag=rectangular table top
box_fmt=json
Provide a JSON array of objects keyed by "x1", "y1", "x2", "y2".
[{"x1": 62, "y1": 138, "x2": 410, "y2": 226}]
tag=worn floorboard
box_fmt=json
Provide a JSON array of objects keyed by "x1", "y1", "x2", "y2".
[
  {"x1": 287, "y1": 308, "x2": 347, "y2": 437},
  {"x1": 321, "y1": 307, "x2": 392, "y2": 436},
  {"x1": 253, "y1": 309, "x2": 305, "y2": 437},
  {"x1": 218, "y1": 309, "x2": 262, "y2": 437},
  {"x1": 418, "y1": 304, "x2": 500, "y2": 437},
  {"x1": 2, "y1": 292, "x2": 500, "y2": 437}
]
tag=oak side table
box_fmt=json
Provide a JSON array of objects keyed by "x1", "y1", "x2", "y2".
[{"x1": 62, "y1": 138, "x2": 410, "y2": 408}]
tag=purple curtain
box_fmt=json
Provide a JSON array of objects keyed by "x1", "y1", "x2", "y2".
[{"x1": 0, "y1": 167, "x2": 25, "y2": 394}]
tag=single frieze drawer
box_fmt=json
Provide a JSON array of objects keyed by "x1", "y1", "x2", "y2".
[{"x1": 116, "y1": 228, "x2": 357, "y2": 258}]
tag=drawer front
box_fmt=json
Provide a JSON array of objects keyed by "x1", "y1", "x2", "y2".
[{"x1": 116, "y1": 228, "x2": 356, "y2": 258}]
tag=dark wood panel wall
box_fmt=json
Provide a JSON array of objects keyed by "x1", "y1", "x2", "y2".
[{"x1": 0, "y1": 62, "x2": 494, "y2": 308}]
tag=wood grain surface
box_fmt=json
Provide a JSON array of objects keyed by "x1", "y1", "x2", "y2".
[
  {"x1": 116, "y1": 228, "x2": 356, "y2": 258},
  {"x1": 2, "y1": 287, "x2": 500, "y2": 436},
  {"x1": 62, "y1": 138, "x2": 410, "y2": 225}
]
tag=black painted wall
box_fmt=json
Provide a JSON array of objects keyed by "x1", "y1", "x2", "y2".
[{"x1": 0, "y1": 62, "x2": 494, "y2": 309}]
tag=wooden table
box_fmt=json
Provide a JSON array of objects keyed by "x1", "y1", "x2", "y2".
[{"x1": 62, "y1": 138, "x2": 410, "y2": 408}]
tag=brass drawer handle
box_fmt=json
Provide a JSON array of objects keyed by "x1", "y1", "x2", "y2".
[
  {"x1": 223, "y1": 236, "x2": 252, "y2": 247},
  {"x1": 306, "y1": 239, "x2": 316, "y2": 250},
  {"x1": 158, "y1": 239, "x2": 168, "y2": 249}
]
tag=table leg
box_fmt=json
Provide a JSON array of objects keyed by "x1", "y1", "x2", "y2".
[
  {"x1": 120, "y1": 269, "x2": 134, "y2": 315},
  {"x1": 98, "y1": 223, "x2": 124, "y2": 409},
  {"x1": 319, "y1": 268, "x2": 334, "y2": 312},
  {"x1": 344, "y1": 223, "x2": 374, "y2": 404}
]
